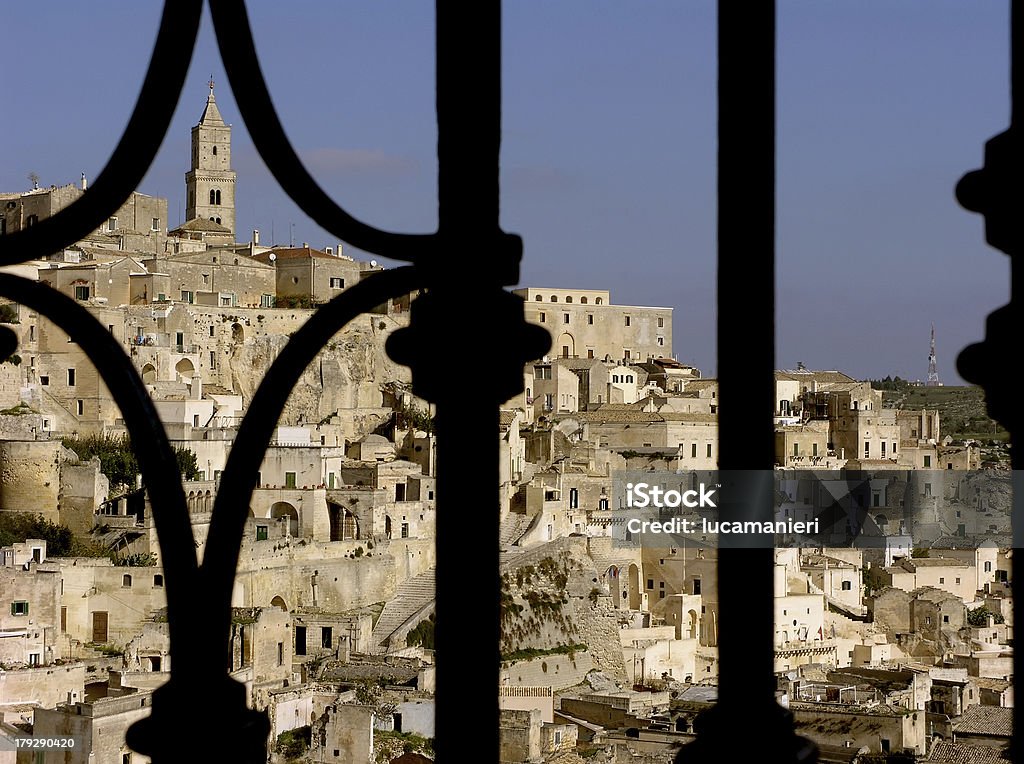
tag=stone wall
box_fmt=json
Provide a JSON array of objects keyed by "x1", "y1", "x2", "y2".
[
  {"x1": 0, "y1": 439, "x2": 61, "y2": 518},
  {"x1": 501, "y1": 652, "x2": 594, "y2": 690}
]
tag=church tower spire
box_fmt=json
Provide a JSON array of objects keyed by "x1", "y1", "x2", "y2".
[{"x1": 185, "y1": 79, "x2": 236, "y2": 238}]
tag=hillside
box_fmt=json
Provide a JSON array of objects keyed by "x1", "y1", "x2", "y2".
[{"x1": 879, "y1": 385, "x2": 1007, "y2": 443}]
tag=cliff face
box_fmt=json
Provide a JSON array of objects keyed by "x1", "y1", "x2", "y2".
[{"x1": 227, "y1": 314, "x2": 411, "y2": 430}]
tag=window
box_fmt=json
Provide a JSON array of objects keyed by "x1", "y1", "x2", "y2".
[
  {"x1": 793, "y1": 444, "x2": 799, "y2": 457},
  {"x1": 550, "y1": 295, "x2": 557, "y2": 302},
  {"x1": 956, "y1": 577, "x2": 961, "y2": 585},
  {"x1": 657, "y1": 337, "x2": 664, "y2": 346},
  {"x1": 647, "y1": 579, "x2": 654, "y2": 589},
  {"x1": 624, "y1": 349, "x2": 631, "y2": 359},
  {"x1": 985, "y1": 561, "x2": 992, "y2": 572},
  {"x1": 330, "y1": 277, "x2": 345, "y2": 288},
  {"x1": 881, "y1": 441, "x2": 886, "y2": 457},
  {"x1": 864, "y1": 441, "x2": 870, "y2": 458},
  {"x1": 569, "y1": 488, "x2": 579, "y2": 508},
  {"x1": 74, "y1": 285, "x2": 90, "y2": 301},
  {"x1": 261, "y1": 294, "x2": 274, "y2": 307},
  {"x1": 587, "y1": 349, "x2": 594, "y2": 358},
  {"x1": 212, "y1": 145, "x2": 218, "y2": 155},
  {"x1": 624, "y1": 315, "x2": 631, "y2": 327},
  {"x1": 841, "y1": 581, "x2": 852, "y2": 591},
  {"x1": 285, "y1": 472, "x2": 297, "y2": 489},
  {"x1": 277, "y1": 642, "x2": 284, "y2": 666},
  {"x1": 152, "y1": 217, "x2": 160, "y2": 231},
  {"x1": 29, "y1": 653, "x2": 39, "y2": 667},
  {"x1": 322, "y1": 627, "x2": 332, "y2": 648},
  {"x1": 939, "y1": 577, "x2": 944, "y2": 584},
  {"x1": 587, "y1": 314, "x2": 594, "y2": 325},
  {"x1": 924, "y1": 455, "x2": 932, "y2": 468},
  {"x1": 539, "y1": 312, "x2": 546, "y2": 323},
  {"x1": 209, "y1": 351, "x2": 216, "y2": 368},
  {"x1": 693, "y1": 579, "x2": 701, "y2": 595},
  {"x1": 67, "y1": 368, "x2": 76, "y2": 386},
  {"x1": 77, "y1": 400, "x2": 84, "y2": 416},
  {"x1": 210, "y1": 325, "x2": 215, "y2": 337},
  {"x1": 181, "y1": 290, "x2": 194, "y2": 303},
  {"x1": 563, "y1": 313, "x2": 569, "y2": 323},
  {"x1": 210, "y1": 189, "x2": 222, "y2": 205},
  {"x1": 154, "y1": 575, "x2": 163, "y2": 587},
  {"x1": 123, "y1": 574, "x2": 132, "y2": 587},
  {"x1": 812, "y1": 443, "x2": 818, "y2": 457},
  {"x1": 943, "y1": 615, "x2": 949, "y2": 623},
  {"x1": 535, "y1": 295, "x2": 543, "y2": 301},
  {"x1": 256, "y1": 525, "x2": 268, "y2": 541},
  {"x1": 401, "y1": 522, "x2": 409, "y2": 538},
  {"x1": 691, "y1": 444, "x2": 697, "y2": 458},
  {"x1": 40, "y1": 376, "x2": 48, "y2": 386},
  {"x1": 707, "y1": 443, "x2": 712, "y2": 458},
  {"x1": 107, "y1": 217, "x2": 117, "y2": 231},
  {"x1": 10, "y1": 601, "x2": 28, "y2": 616}
]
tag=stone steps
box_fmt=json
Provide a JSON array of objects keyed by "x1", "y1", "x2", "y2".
[{"x1": 370, "y1": 567, "x2": 436, "y2": 651}]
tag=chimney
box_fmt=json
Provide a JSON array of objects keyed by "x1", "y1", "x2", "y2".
[
  {"x1": 191, "y1": 373, "x2": 203, "y2": 401},
  {"x1": 252, "y1": 229, "x2": 259, "y2": 245},
  {"x1": 337, "y1": 243, "x2": 344, "y2": 258},
  {"x1": 81, "y1": 173, "x2": 88, "y2": 191}
]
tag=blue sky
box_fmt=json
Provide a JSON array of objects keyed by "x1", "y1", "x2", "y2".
[{"x1": 0, "y1": 2, "x2": 1012, "y2": 384}]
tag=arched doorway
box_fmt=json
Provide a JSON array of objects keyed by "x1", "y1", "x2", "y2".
[
  {"x1": 557, "y1": 332, "x2": 575, "y2": 359},
  {"x1": 231, "y1": 322, "x2": 244, "y2": 343},
  {"x1": 174, "y1": 358, "x2": 194, "y2": 382},
  {"x1": 270, "y1": 596, "x2": 287, "y2": 611},
  {"x1": 271, "y1": 501, "x2": 299, "y2": 536},
  {"x1": 627, "y1": 563, "x2": 641, "y2": 610},
  {"x1": 141, "y1": 363, "x2": 156, "y2": 384}
]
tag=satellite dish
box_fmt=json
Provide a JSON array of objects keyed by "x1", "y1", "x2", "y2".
[
  {"x1": 269, "y1": 253, "x2": 276, "y2": 262},
  {"x1": 370, "y1": 260, "x2": 377, "y2": 267}
]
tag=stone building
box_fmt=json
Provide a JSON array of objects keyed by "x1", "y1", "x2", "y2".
[
  {"x1": 253, "y1": 246, "x2": 379, "y2": 304},
  {"x1": 515, "y1": 287, "x2": 672, "y2": 363},
  {"x1": 0, "y1": 540, "x2": 61, "y2": 666},
  {"x1": 31, "y1": 687, "x2": 154, "y2": 764}
]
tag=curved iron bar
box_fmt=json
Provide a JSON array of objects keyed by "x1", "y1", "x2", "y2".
[
  {"x1": 198, "y1": 266, "x2": 419, "y2": 654},
  {"x1": 0, "y1": 0, "x2": 202, "y2": 266},
  {"x1": 207, "y1": 0, "x2": 437, "y2": 263},
  {"x1": 0, "y1": 275, "x2": 200, "y2": 662}
]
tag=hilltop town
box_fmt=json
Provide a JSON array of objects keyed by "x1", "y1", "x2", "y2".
[{"x1": 0, "y1": 89, "x2": 1012, "y2": 764}]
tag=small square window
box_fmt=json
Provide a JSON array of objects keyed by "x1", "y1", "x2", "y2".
[
  {"x1": 151, "y1": 218, "x2": 160, "y2": 231},
  {"x1": 40, "y1": 376, "x2": 49, "y2": 386},
  {"x1": 11, "y1": 601, "x2": 28, "y2": 616}
]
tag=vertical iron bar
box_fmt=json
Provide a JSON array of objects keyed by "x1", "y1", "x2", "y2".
[
  {"x1": 717, "y1": 0, "x2": 777, "y2": 717},
  {"x1": 434, "y1": 1, "x2": 502, "y2": 760},
  {"x1": 1011, "y1": 5, "x2": 1022, "y2": 761}
]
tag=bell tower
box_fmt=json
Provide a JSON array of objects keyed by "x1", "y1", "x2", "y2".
[{"x1": 185, "y1": 78, "x2": 236, "y2": 237}]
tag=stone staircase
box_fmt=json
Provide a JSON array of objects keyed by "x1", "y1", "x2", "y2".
[
  {"x1": 370, "y1": 567, "x2": 435, "y2": 653},
  {"x1": 500, "y1": 511, "x2": 535, "y2": 548}
]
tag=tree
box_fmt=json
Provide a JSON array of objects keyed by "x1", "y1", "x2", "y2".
[{"x1": 62, "y1": 435, "x2": 204, "y2": 494}]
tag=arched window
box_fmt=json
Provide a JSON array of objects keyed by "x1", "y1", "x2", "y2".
[
  {"x1": 215, "y1": 190, "x2": 221, "y2": 205},
  {"x1": 210, "y1": 190, "x2": 217, "y2": 205},
  {"x1": 216, "y1": 217, "x2": 221, "y2": 225},
  {"x1": 212, "y1": 145, "x2": 218, "y2": 156},
  {"x1": 566, "y1": 296, "x2": 573, "y2": 303},
  {"x1": 595, "y1": 297, "x2": 604, "y2": 305},
  {"x1": 122, "y1": 574, "x2": 133, "y2": 587},
  {"x1": 535, "y1": 295, "x2": 543, "y2": 301},
  {"x1": 580, "y1": 296, "x2": 588, "y2": 304},
  {"x1": 985, "y1": 561, "x2": 992, "y2": 572},
  {"x1": 550, "y1": 295, "x2": 558, "y2": 302}
]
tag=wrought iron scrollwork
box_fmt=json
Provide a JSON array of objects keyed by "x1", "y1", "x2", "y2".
[{"x1": 0, "y1": 0, "x2": 548, "y2": 760}]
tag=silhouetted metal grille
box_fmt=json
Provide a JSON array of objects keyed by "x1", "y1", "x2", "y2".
[{"x1": 0, "y1": 2, "x2": 1019, "y2": 762}]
